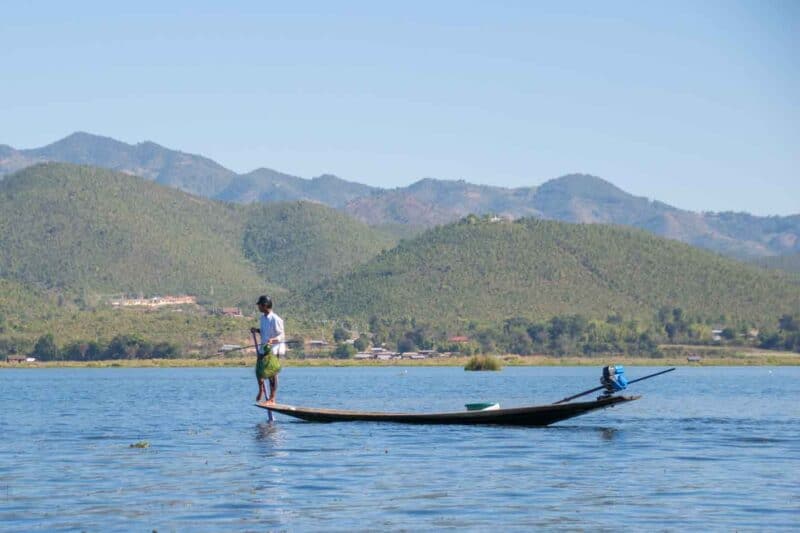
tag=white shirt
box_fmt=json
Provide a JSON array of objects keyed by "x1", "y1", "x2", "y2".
[{"x1": 259, "y1": 311, "x2": 286, "y2": 356}]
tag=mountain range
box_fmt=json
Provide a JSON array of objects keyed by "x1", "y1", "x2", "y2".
[
  {"x1": 1, "y1": 163, "x2": 799, "y2": 348},
  {"x1": 2, "y1": 132, "x2": 798, "y2": 259}
]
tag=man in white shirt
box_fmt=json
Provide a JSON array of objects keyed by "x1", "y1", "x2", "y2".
[{"x1": 250, "y1": 295, "x2": 285, "y2": 404}]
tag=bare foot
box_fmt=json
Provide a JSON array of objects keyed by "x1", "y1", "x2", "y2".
[
  {"x1": 256, "y1": 395, "x2": 264, "y2": 402},
  {"x1": 265, "y1": 398, "x2": 276, "y2": 405}
]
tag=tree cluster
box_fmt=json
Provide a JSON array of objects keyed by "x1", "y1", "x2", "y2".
[
  {"x1": 31, "y1": 333, "x2": 180, "y2": 361},
  {"x1": 758, "y1": 314, "x2": 800, "y2": 352},
  {"x1": 361, "y1": 310, "x2": 800, "y2": 357}
]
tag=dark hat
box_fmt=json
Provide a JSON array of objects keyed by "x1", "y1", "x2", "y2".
[{"x1": 256, "y1": 295, "x2": 273, "y2": 307}]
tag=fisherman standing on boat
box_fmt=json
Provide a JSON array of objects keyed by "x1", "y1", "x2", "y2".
[{"x1": 251, "y1": 295, "x2": 284, "y2": 404}]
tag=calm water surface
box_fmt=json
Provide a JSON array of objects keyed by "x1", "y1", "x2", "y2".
[{"x1": 1, "y1": 366, "x2": 798, "y2": 531}]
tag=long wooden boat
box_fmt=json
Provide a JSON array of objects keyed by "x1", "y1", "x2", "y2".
[{"x1": 255, "y1": 395, "x2": 639, "y2": 427}]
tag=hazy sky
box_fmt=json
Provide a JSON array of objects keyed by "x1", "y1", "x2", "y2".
[{"x1": 2, "y1": 1, "x2": 797, "y2": 215}]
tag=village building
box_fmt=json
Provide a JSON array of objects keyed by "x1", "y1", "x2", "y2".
[
  {"x1": 307, "y1": 340, "x2": 330, "y2": 348},
  {"x1": 111, "y1": 295, "x2": 197, "y2": 308}
]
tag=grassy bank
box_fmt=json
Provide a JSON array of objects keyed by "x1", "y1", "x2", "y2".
[{"x1": 2, "y1": 349, "x2": 798, "y2": 369}]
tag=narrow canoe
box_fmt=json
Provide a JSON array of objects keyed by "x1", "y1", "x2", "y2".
[{"x1": 255, "y1": 395, "x2": 639, "y2": 426}]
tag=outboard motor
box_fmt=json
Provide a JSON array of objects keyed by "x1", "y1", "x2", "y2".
[{"x1": 600, "y1": 365, "x2": 628, "y2": 397}]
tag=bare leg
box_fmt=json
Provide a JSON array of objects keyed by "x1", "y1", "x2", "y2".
[
  {"x1": 266, "y1": 375, "x2": 278, "y2": 404},
  {"x1": 256, "y1": 378, "x2": 265, "y2": 402}
]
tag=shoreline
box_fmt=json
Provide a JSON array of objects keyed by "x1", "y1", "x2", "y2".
[{"x1": 2, "y1": 352, "x2": 798, "y2": 369}]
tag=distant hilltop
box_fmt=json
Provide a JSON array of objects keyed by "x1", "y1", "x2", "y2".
[{"x1": 2, "y1": 132, "x2": 799, "y2": 260}]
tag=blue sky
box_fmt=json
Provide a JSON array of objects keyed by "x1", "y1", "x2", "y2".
[{"x1": 2, "y1": 1, "x2": 797, "y2": 215}]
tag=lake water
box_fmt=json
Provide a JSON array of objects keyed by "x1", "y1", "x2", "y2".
[{"x1": 1, "y1": 366, "x2": 798, "y2": 531}]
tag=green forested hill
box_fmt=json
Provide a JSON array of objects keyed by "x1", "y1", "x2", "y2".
[
  {"x1": 306, "y1": 216, "x2": 800, "y2": 328},
  {"x1": 754, "y1": 253, "x2": 800, "y2": 276},
  {"x1": 0, "y1": 163, "x2": 270, "y2": 303},
  {"x1": 2, "y1": 163, "x2": 798, "y2": 357},
  {"x1": 242, "y1": 201, "x2": 396, "y2": 290},
  {"x1": 0, "y1": 279, "x2": 56, "y2": 337}
]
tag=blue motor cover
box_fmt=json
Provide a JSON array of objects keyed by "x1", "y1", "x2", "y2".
[{"x1": 601, "y1": 365, "x2": 628, "y2": 392}]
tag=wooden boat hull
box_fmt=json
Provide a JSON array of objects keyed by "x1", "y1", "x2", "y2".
[{"x1": 255, "y1": 395, "x2": 640, "y2": 426}]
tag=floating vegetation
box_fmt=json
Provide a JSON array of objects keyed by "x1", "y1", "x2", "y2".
[
  {"x1": 464, "y1": 355, "x2": 502, "y2": 371},
  {"x1": 130, "y1": 440, "x2": 150, "y2": 448}
]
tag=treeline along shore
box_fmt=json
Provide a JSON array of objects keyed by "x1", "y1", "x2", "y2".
[
  {"x1": 3, "y1": 350, "x2": 799, "y2": 368},
  {"x1": 3, "y1": 309, "x2": 799, "y2": 366}
]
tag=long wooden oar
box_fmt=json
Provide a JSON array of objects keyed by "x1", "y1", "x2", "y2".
[
  {"x1": 251, "y1": 330, "x2": 262, "y2": 357},
  {"x1": 216, "y1": 338, "x2": 301, "y2": 355},
  {"x1": 552, "y1": 367, "x2": 676, "y2": 404}
]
